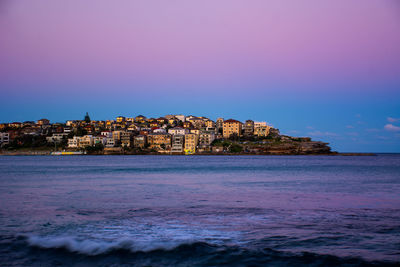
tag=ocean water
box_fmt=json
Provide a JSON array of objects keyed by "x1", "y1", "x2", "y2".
[{"x1": 0, "y1": 155, "x2": 399, "y2": 266}]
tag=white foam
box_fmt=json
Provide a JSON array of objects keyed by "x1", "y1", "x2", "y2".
[{"x1": 26, "y1": 235, "x2": 193, "y2": 255}]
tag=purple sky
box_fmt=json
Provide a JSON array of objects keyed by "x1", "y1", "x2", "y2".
[{"x1": 0, "y1": 0, "x2": 400, "y2": 152}]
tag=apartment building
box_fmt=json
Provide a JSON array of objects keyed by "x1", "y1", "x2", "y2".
[{"x1": 223, "y1": 119, "x2": 242, "y2": 138}]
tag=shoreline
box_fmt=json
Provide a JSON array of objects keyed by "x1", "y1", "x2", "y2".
[{"x1": 0, "y1": 151, "x2": 377, "y2": 156}]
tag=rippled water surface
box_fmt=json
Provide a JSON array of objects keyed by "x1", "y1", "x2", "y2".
[{"x1": 0, "y1": 155, "x2": 399, "y2": 266}]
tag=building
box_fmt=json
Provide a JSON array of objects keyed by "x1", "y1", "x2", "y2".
[
  {"x1": 182, "y1": 121, "x2": 193, "y2": 128},
  {"x1": 0, "y1": 132, "x2": 10, "y2": 146},
  {"x1": 216, "y1": 118, "x2": 224, "y2": 131},
  {"x1": 153, "y1": 128, "x2": 167, "y2": 134},
  {"x1": 188, "y1": 117, "x2": 205, "y2": 129},
  {"x1": 120, "y1": 132, "x2": 132, "y2": 147},
  {"x1": 105, "y1": 137, "x2": 115, "y2": 148},
  {"x1": 112, "y1": 131, "x2": 123, "y2": 141},
  {"x1": 46, "y1": 133, "x2": 68, "y2": 143},
  {"x1": 78, "y1": 135, "x2": 94, "y2": 147},
  {"x1": 223, "y1": 119, "x2": 242, "y2": 138},
  {"x1": 168, "y1": 127, "x2": 189, "y2": 135},
  {"x1": 67, "y1": 136, "x2": 81, "y2": 148},
  {"x1": 93, "y1": 136, "x2": 107, "y2": 146},
  {"x1": 199, "y1": 131, "x2": 215, "y2": 149},
  {"x1": 37, "y1": 119, "x2": 50, "y2": 125},
  {"x1": 174, "y1": 115, "x2": 186, "y2": 122},
  {"x1": 254, "y1": 121, "x2": 267, "y2": 128},
  {"x1": 9, "y1": 122, "x2": 22, "y2": 128},
  {"x1": 116, "y1": 116, "x2": 126, "y2": 123},
  {"x1": 171, "y1": 135, "x2": 184, "y2": 153},
  {"x1": 184, "y1": 133, "x2": 198, "y2": 154},
  {"x1": 133, "y1": 135, "x2": 146, "y2": 148},
  {"x1": 135, "y1": 115, "x2": 147, "y2": 123},
  {"x1": 254, "y1": 125, "x2": 271, "y2": 137},
  {"x1": 147, "y1": 133, "x2": 171, "y2": 151},
  {"x1": 243, "y1": 120, "x2": 254, "y2": 136},
  {"x1": 190, "y1": 129, "x2": 200, "y2": 135},
  {"x1": 101, "y1": 131, "x2": 112, "y2": 138},
  {"x1": 205, "y1": 120, "x2": 215, "y2": 128}
]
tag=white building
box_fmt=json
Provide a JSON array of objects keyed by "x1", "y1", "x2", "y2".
[
  {"x1": 46, "y1": 133, "x2": 68, "y2": 143},
  {"x1": 153, "y1": 128, "x2": 167, "y2": 133},
  {"x1": 199, "y1": 131, "x2": 215, "y2": 148},
  {"x1": 168, "y1": 127, "x2": 189, "y2": 135},
  {"x1": 105, "y1": 137, "x2": 115, "y2": 148},
  {"x1": 68, "y1": 136, "x2": 81, "y2": 148},
  {"x1": 0, "y1": 132, "x2": 9, "y2": 146},
  {"x1": 174, "y1": 115, "x2": 186, "y2": 122},
  {"x1": 171, "y1": 135, "x2": 184, "y2": 153},
  {"x1": 101, "y1": 131, "x2": 112, "y2": 138}
]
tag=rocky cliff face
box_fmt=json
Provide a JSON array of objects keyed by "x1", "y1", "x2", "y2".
[{"x1": 242, "y1": 135, "x2": 335, "y2": 155}]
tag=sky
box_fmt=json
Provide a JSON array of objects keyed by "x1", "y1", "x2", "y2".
[{"x1": 0, "y1": 0, "x2": 399, "y2": 152}]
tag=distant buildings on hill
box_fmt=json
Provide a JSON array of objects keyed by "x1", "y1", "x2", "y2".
[{"x1": 0, "y1": 113, "x2": 278, "y2": 154}]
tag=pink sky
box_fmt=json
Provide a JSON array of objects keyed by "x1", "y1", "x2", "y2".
[{"x1": 1, "y1": 0, "x2": 399, "y2": 93}]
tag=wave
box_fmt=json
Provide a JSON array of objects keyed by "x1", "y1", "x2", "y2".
[
  {"x1": 9, "y1": 235, "x2": 395, "y2": 266},
  {"x1": 26, "y1": 234, "x2": 197, "y2": 255}
]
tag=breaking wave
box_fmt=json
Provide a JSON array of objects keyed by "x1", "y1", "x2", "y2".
[
  {"x1": 0, "y1": 235, "x2": 389, "y2": 266},
  {"x1": 26, "y1": 234, "x2": 196, "y2": 255}
]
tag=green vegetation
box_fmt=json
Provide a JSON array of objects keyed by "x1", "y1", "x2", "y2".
[{"x1": 85, "y1": 143, "x2": 103, "y2": 154}]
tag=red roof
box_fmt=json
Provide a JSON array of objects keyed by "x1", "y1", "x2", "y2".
[{"x1": 224, "y1": 119, "x2": 241, "y2": 123}]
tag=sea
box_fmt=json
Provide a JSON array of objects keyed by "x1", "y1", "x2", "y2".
[{"x1": 0, "y1": 155, "x2": 399, "y2": 266}]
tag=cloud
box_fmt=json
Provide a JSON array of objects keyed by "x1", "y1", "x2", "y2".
[
  {"x1": 308, "y1": 131, "x2": 338, "y2": 137},
  {"x1": 384, "y1": 124, "x2": 400, "y2": 132},
  {"x1": 306, "y1": 126, "x2": 314, "y2": 130},
  {"x1": 346, "y1": 125, "x2": 354, "y2": 129},
  {"x1": 387, "y1": 117, "x2": 400, "y2": 123}
]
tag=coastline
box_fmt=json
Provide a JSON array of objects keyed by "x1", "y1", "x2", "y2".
[{"x1": 0, "y1": 150, "x2": 377, "y2": 156}]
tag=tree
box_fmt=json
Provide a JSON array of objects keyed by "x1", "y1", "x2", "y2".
[
  {"x1": 84, "y1": 112, "x2": 91, "y2": 123},
  {"x1": 229, "y1": 143, "x2": 243, "y2": 153},
  {"x1": 85, "y1": 143, "x2": 104, "y2": 154}
]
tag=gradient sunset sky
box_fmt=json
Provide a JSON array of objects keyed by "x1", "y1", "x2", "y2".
[{"x1": 1, "y1": 0, "x2": 399, "y2": 152}]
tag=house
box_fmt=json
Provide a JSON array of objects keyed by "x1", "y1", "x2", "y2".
[
  {"x1": 223, "y1": 119, "x2": 242, "y2": 138},
  {"x1": 135, "y1": 115, "x2": 147, "y2": 123},
  {"x1": 116, "y1": 116, "x2": 125, "y2": 123},
  {"x1": 174, "y1": 115, "x2": 186, "y2": 122}
]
